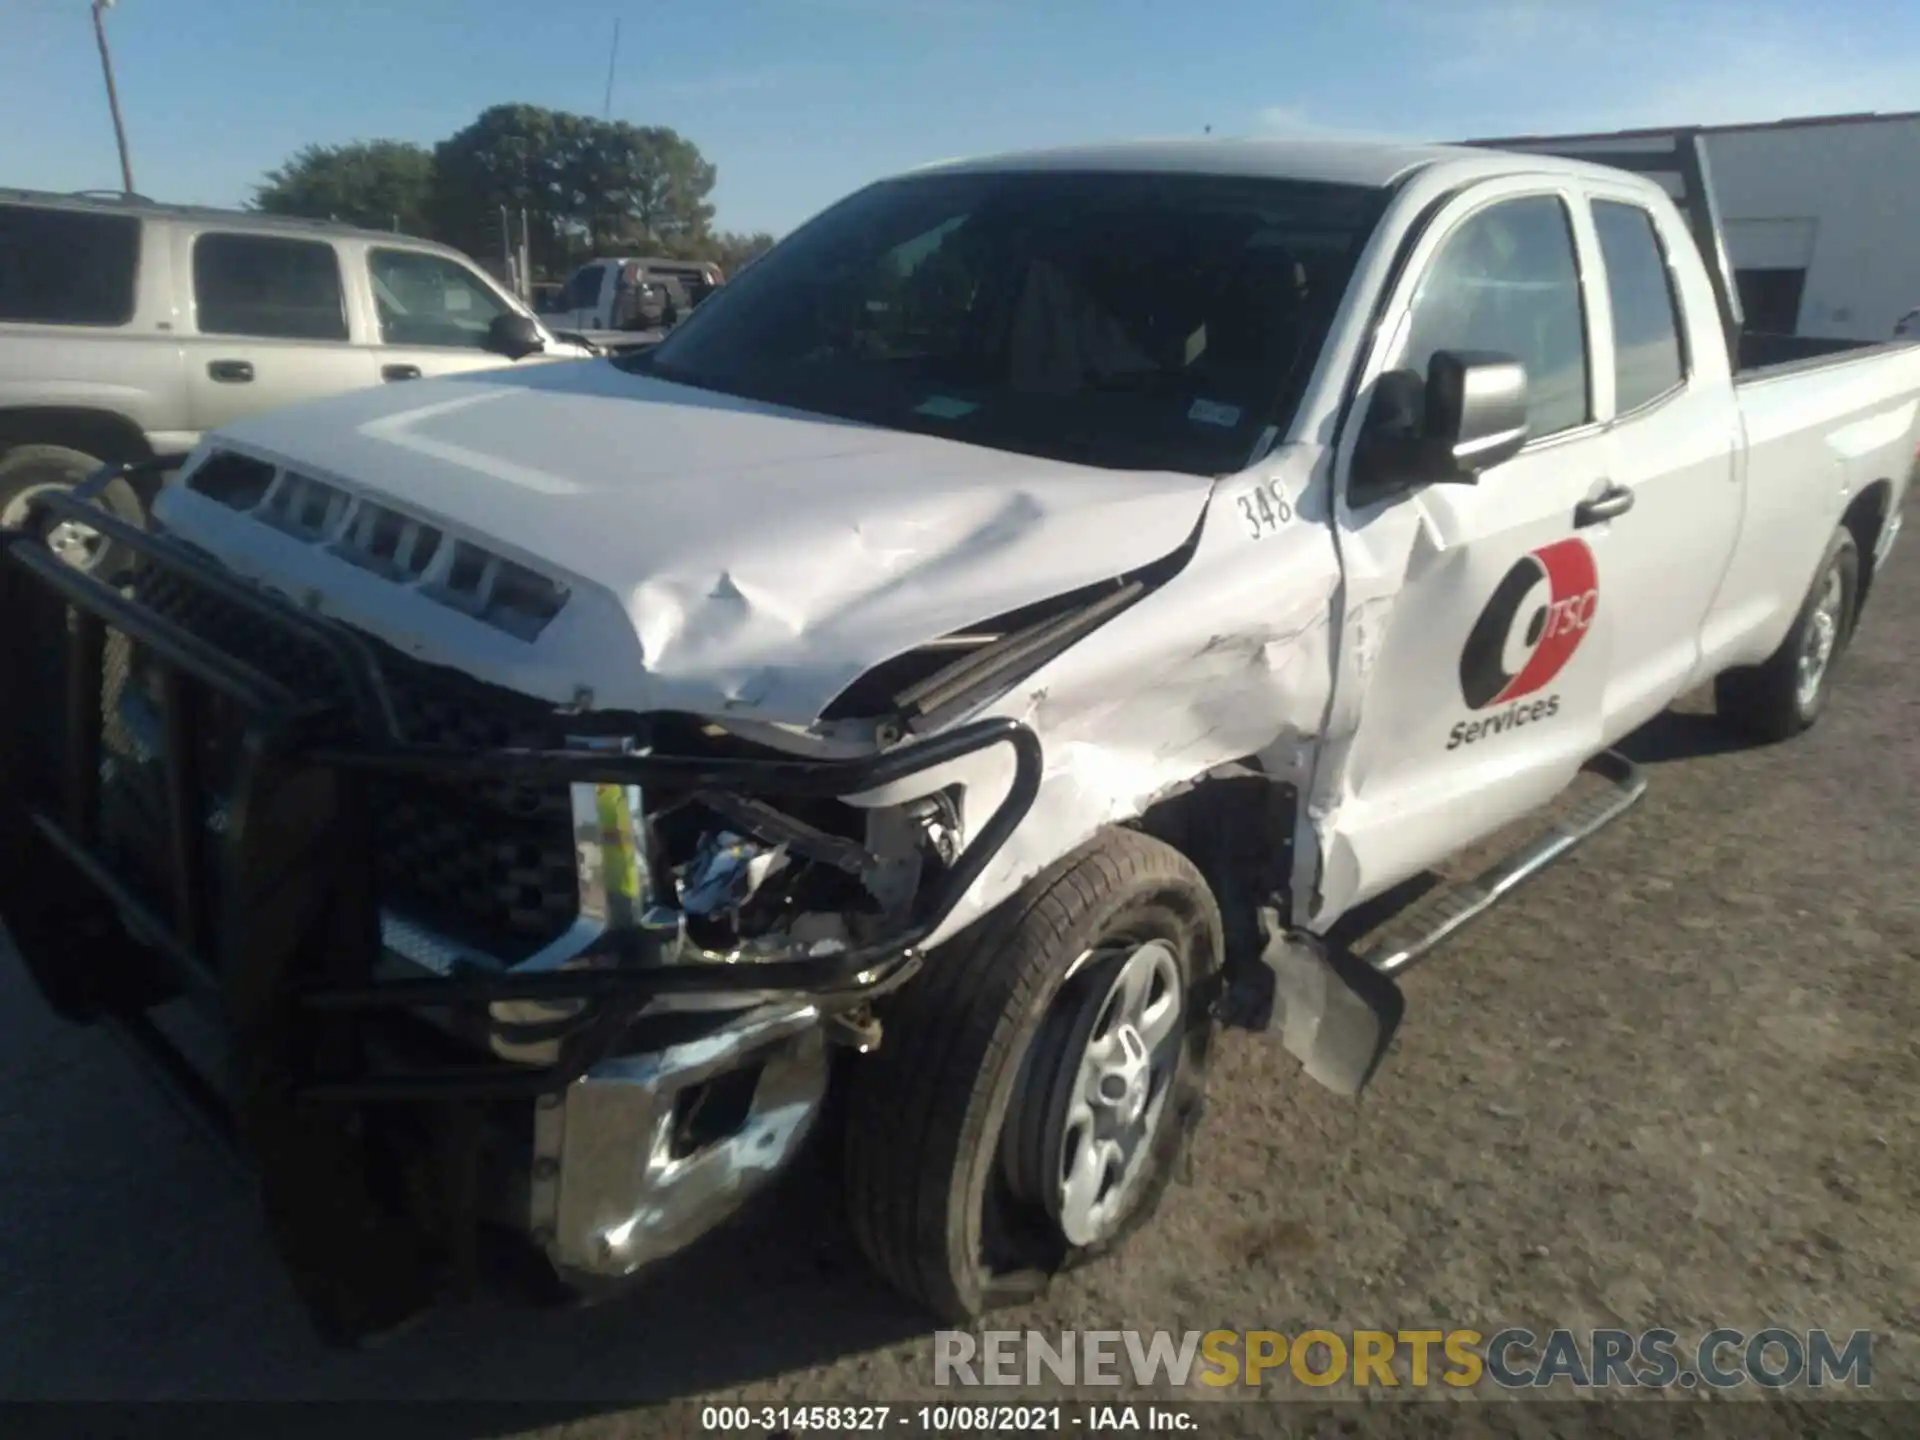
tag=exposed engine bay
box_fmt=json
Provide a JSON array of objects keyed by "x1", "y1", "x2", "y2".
[{"x1": 651, "y1": 759, "x2": 965, "y2": 961}]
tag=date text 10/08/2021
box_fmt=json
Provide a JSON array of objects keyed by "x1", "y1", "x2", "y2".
[{"x1": 700, "y1": 1405, "x2": 1195, "y2": 1433}]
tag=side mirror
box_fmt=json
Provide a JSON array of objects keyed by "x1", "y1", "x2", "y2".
[
  {"x1": 485, "y1": 312, "x2": 546, "y2": 361},
  {"x1": 1351, "y1": 349, "x2": 1530, "y2": 504},
  {"x1": 1428, "y1": 349, "x2": 1529, "y2": 472}
]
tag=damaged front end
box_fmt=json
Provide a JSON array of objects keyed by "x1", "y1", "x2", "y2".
[{"x1": 0, "y1": 487, "x2": 1040, "y2": 1344}]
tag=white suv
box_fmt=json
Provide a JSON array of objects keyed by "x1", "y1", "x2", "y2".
[{"x1": 0, "y1": 189, "x2": 590, "y2": 571}]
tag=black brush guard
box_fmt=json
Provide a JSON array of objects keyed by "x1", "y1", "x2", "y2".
[{"x1": 0, "y1": 480, "x2": 1042, "y2": 1343}]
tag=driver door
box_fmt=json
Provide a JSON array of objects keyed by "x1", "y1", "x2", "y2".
[
  {"x1": 1309, "y1": 181, "x2": 1623, "y2": 925},
  {"x1": 362, "y1": 244, "x2": 542, "y2": 381}
]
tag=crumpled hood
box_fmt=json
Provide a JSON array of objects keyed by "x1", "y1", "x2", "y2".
[{"x1": 171, "y1": 361, "x2": 1217, "y2": 723}]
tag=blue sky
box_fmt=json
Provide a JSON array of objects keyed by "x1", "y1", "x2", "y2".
[{"x1": 4, "y1": 0, "x2": 1918, "y2": 236}]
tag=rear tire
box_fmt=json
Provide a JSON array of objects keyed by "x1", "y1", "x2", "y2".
[
  {"x1": 842, "y1": 827, "x2": 1222, "y2": 1320},
  {"x1": 1713, "y1": 526, "x2": 1858, "y2": 743},
  {"x1": 0, "y1": 443, "x2": 145, "y2": 579}
]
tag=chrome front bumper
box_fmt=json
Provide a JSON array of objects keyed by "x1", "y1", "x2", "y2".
[{"x1": 525, "y1": 1000, "x2": 830, "y2": 1282}]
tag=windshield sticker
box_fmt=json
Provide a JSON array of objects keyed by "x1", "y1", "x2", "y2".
[
  {"x1": 1188, "y1": 397, "x2": 1242, "y2": 428},
  {"x1": 913, "y1": 395, "x2": 978, "y2": 419}
]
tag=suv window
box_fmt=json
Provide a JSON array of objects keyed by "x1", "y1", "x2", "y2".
[
  {"x1": 369, "y1": 248, "x2": 510, "y2": 349},
  {"x1": 1402, "y1": 194, "x2": 1589, "y2": 440},
  {"x1": 194, "y1": 233, "x2": 348, "y2": 341},
  {"x1": 1591, "y1": 200, "x2": 1685, "y2": 412},
  {"x1": 0, "y1": 204, "x2": 139, "y2": 326}
]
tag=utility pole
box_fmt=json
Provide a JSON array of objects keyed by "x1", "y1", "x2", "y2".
[
  {"x1": 603, "y1": 18, "x2": 621, "y2": 119},
  {"x1": 91, "y1": 0, "x2": 136, "y2": 194}
]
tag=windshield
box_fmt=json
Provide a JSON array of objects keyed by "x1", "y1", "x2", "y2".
[{"x1": 624, "y1": 169, "x2": 1388, "y2": 474}]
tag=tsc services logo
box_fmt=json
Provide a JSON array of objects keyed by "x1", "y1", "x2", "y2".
[{"x1": 1448, "y1": 537, "x2": 1599, "y2": 751}]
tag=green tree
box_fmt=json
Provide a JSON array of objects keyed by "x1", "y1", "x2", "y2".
[
  {"x1": 597, "y1": 123, "x2": 718, "y2": 249},
  {"x1": 705, "y1": 229, "x2": 779, "y2": 275},
  {"x1": 253, "y1": 140, "x2": 435, "y2": 234},
  {"x1": 430, "y1": 103, "x2": 576, "y2": 272},
  {"x1": 430, "y1": 104, "x2": 720, "y2": 276}
]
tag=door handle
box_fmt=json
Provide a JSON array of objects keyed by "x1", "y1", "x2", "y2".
[
  {"x1": 207, "y1": 359, "x2": 254, "y2": 383},
  {"x1": 382, "y1": 363, "x2": 422, "y2": 382},
  {"x1": 1574, "y1": 482, "x2": 1635, "y2": 528}
]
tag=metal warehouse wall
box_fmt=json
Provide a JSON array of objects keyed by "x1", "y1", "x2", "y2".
[{"x1": 1704, "y1": 116, "x2": 1920, "y2": 341}]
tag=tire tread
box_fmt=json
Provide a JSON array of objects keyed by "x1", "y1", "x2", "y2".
[{"x1": 843, "y1": 827, "x2": 1219, "y2": 1318}]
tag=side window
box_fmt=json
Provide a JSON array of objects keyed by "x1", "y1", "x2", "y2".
[
  {"x1": 1591, "y1": 200, "x2": 1685, "y2": 412},
  {"x1": 1402, "y1": 194, "x2": 1589, "y2": 440},
  {"x1": 193, "y1": 233, "x2": 348, "y2": 341},
  {"x1": 368, "y1": 248, "x2": 510, "y2": 349},
  {"x1": 0, "y1": 204, "x2": 140, "y2": 326},
  {"x1": 558, "y1": 264, "x2": 602, "y2": 311}
]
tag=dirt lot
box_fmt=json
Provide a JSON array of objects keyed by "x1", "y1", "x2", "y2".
[{"x1": 1, "y1": 533, "x2": 1915, "y2": 1431}]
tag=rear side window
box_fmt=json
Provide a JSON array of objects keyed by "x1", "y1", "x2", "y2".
[
  {"x1": 193, "y1": 232, "x2": 348, "y2": 341},
  {"x1": 0, "y1": 204, "x2": 139, "y2": 326},
  {"x1": 557, "y1": 264, "x2": 602, "y2": 310},
  {"x1": 1401, "y1": 194, "x2": 1590, "y2": 440},
  {"x1": 1591, "y1": 200, "x2": 1685, "y2": 412}
]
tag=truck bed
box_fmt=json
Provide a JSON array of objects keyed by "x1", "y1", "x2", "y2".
[
  {"x1": 1464, "y1": 127, "x2": 1912, "y2": 385},
  {"x1": 1738, "y1": 331, "x2": 1919, "y2": 380}
]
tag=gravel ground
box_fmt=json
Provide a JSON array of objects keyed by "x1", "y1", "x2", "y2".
[{"x1": 0, "y1": 533, "x2": 1914, "y2": 1433}]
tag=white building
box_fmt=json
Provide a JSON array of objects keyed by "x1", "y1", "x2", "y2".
[
  {"x1": 1470, "y1": 111, "x2": 1920, "y2": 343},
  {"x1": 1702, "y1": 112, "x2": 1920, "y2": 342}
]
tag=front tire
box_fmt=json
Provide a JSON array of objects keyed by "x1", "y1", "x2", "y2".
[
  {"x1": 1714, "y1": 527, "x2": 1858, "y2": 743},
  {"x1": 842, "y1": 827, "x2": 1222, "y2": 1320},
  {"x1": 0, "y1": 443, "x2": 146, "y2": 578}
]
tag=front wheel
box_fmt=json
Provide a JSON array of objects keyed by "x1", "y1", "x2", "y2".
[
  {"x1": 1714, "y1": 526, "x2": 1859, "y2": 743},
  {"x1": 842, "y1": 827, "x2": 1223, "y2": 1320},
  {"x1": 0, "y1": 443, "x2": 146, "y2": 578}
]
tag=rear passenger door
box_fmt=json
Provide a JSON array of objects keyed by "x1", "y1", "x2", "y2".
[
  {"x1": 182, "y1": 230, "x2": 377, "y2": 432},
  {"x1": 1581, "y1": 183, "x2": 1741, "y2": 738}
]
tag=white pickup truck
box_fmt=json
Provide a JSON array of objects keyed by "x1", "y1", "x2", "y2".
[{"x1": 1, "y1": 131, "x2": 1913, "y2": 1344}]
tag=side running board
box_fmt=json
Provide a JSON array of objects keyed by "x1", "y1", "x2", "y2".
[{"x1": 1352, "y1": 749, "x2": 1648, "y2": 977}]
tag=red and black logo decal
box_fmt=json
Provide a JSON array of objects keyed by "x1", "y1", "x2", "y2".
[{"x1": 1458, "y1": 538, "x2": 1600, "y2": 710}]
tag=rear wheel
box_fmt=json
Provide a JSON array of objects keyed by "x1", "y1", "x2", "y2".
[
  {"x1": 1714, "y1": 526, "x2": 1858, "y2": 742},
  {"x1": 0, "y1": 443, "x2": 145, "y2": 578},
  {"x1": 842, "y1": 827, "x2": 1222, "y2": 1319}
]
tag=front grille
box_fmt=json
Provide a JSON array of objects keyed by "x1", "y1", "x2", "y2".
[
  {"x1": 133, "y1": 558, "x2": 581, "y2": 961},
  {"x1": 186, "y1": 452, "x2": 571, "y2": 641}
]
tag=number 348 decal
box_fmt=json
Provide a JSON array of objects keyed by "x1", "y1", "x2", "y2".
[{"x1": 1235, "y1": 478, "x2": 1294, "y2": 539}]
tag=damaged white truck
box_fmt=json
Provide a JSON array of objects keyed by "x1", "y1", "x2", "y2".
[{"x1": 2, "y1": 130, "x2": 1915, "y2": 1345}]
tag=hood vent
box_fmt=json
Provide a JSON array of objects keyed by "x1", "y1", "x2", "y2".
[{"x1": 185, "y1": 450, "x2": 569, "y2": 642}]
